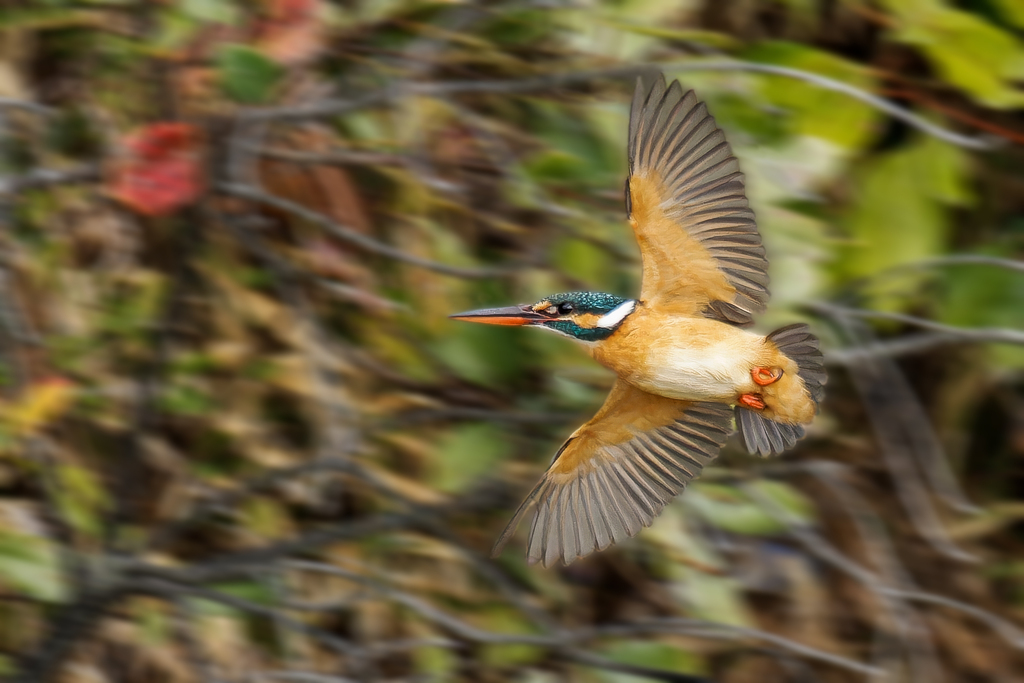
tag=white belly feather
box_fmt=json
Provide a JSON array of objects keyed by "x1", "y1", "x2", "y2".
[{"x1": 634, "y1": 339, "x2": 757, "y2": 401}]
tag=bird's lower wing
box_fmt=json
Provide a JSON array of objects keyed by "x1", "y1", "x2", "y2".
[{"x1": 493, "y1": 380, "x2": 734, "y2": 567}]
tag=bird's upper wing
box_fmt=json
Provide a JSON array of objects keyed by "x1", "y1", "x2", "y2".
[
  {"x1": 627, "y1": 75, "x2": 769, "y2": 324},
  {"x1": 493, "y1": 380, "x2": 734, "y2": 567}
]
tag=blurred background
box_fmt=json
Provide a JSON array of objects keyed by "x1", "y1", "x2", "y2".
[{"x1": 1, "y1": 0, "x2": 1023, "y2": 681}]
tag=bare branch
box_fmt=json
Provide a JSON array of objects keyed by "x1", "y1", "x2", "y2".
[
  {"x1": 810, "y1": 302, "x2": 1024, "y2": 346},
  {"x1": 284, "y1": 559, "x2": 883, "y2": 677},
  {"x1": 217, "y1": 183, "x2": 528, "y2": 278},
  {"x1": 255, "y1": 673, "x2": 360, "y2": 683},
  {"x1": 903, "y1": 254, "x2": 1024, "y2": 275},
  {"x1": 825, "y1": 333, "x2": 965, "y2": 365},
  {"x1": 0, "y1": 165, "x2": 99, "y2": 196},
  {"x1": 146, "y1": 579, "x2": 364, "y2": 661},
  {"x1": 741, "y1": 483, "x2": 1024, "y2": 650},
  {"x1": 240, "y1": 61, "x2": 1000, "y2": 149},
  {"x1": 0, "y1": 97, "x2": 54, "y2": 117},
  {"x1": 171, "y1": 597, "x2": 219, "y2": 683},
  {"x1": 249, "y1": 146, "x2": 412, "y2": 168}
]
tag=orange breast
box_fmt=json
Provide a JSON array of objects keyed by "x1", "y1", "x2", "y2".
[{"x1": 590, "y1": 308, "x2": 775, "y2": 402}]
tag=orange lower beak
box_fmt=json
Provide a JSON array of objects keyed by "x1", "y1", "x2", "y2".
[{"x1": 449, "y1": 304, "x2": 546, "y2": 326}]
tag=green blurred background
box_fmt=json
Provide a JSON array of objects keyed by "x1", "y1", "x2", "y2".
[{"x1": 1, "y1": 0, "x2": 1023, "y2": 681}]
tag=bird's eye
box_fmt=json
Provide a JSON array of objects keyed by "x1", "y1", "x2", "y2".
[{"x1": 558, "y1": 302, "x2": 574, "y2": 314}]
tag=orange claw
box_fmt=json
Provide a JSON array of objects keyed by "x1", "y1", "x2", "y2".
[
  {"x1": 752, "y1": 366, "x2": 783, "y2": 387},
  {"x1": 739, "y1": 393, "x2": 766, "y2": 410}
]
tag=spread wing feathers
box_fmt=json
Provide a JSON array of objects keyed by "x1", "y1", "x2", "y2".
[
  {"x1": 492, "y1": 382, "x2": 733, "y2": 567},
  {"x1": 627, "y1": 75, "x2": 769, "y2": 321}
]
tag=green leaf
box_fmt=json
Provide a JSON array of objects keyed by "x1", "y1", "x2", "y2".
[
  {"x1": 937, "y1": 261, "x2": 1024, "y2": 368},
  {"x1": 683, "y1": 483, "x2": 787, "y2": 536},
  {"x1": 217, "y1": 44, "x2": 284, "y2": 104},
  {"x1": 477, "y1": 605, "x2": 543, "y2": 667},
  {"x1": 746, "y1": 480, "x2": 816, "y2": 525},
  {"x1": 138, "y1": 601, "x2": 171, "y2": 644},
  {"x1": 158, "y1": 383, "x2": 214, "y2": 416},
  {"x1": 0, "y1": 8, "x2": 96, "y2": 29},
  {"x1": 482, "y1": 8, "x2": 561, "y2": 45},
  {"x1": 552, "y1": 237, "x2": 612, "y2": 289},
  {"x1": 431, "y1": 424, "x2": 510, "y2": 493},
  {"x1": 894, "y1": 8, "x2": 1024, "y2": 108},
  {"x1": 414, "y1": 641, "x2": 458, "y2": 676},
  {"x1": 53, "y1": 465, "x2": 107, "y2": 538},
  {"x1": 180, "y1": 0, "x2": 239, "y2": 24},
  {"x1": 192, "y1": 581, "x2": 275, "y2": 618},
  {"x1": 600, "y1": 20, "x2": 739, "y2": 50},
  {"x1": 240, "y1": 498, "x2": 290, "y2": 539},
  {"x1": 993, "y1": 0, "x2": 1024, "y2": 29},
  {"x1": 678, "y1": 569, "x2": 751, "y2": 627},
  {"x1": 743, "y1": 41, "x2": 878, "y2": 148},
  {"x1": 523, "y1": 101, "x2": 619, "y2": 187},
  {"x1": 839, "y1": 136, "x2": 970, "y2": 287},
  {"x1": 430, "y1": 317, "x2": 527, "y2": 387},
  {"x1": 597, "y1": 640, "x2": 705, "y2": 683},
  {"x1": 0, "y1": 531, "x2": 66, "y2": 602}
]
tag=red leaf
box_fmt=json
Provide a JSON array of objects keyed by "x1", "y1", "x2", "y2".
[{"x1": 106, "y1": 123, "x2": 204, "y2": 217}]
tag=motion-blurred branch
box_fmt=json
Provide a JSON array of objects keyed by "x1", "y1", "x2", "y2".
[
  {"x1": 283, "y1": 559, "x2": 883, "y2": 678},
  {"x1": 811, "y1": 302, "x2": 1024, "y2": 346},
  {"x1": 0, "y1": 97, "x2": 53, "y2": 117},
  {"x1": 826, "y1": 313, "x2": 981, "y2": 556},
  {"x1": 903, "y1": 254, "x2": 1024, "y2": 274},
  {"x1": 0, "y1": 164, "x2": 99, "y2": 196},
  {"x1": 241, "y1": 61, "x2": 1001, "y2": 149},
  {"x1": 217, "y1": 183, "x2": 531, "y2": 278},
  {"x1": 825, "y1": 333, "x2": 965, "y2": 365},
  {"x1": 742, "y1": 483, "x2": 1024, "y2": 650}
]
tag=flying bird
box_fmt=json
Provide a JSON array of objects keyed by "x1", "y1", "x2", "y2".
[{"x1": 450, "y1": 75, "x2": 826, "y2": 567}]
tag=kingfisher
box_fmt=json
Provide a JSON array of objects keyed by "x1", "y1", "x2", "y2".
[{"x1": 451, "y1": 75, "x2": 826, "y2": 567}]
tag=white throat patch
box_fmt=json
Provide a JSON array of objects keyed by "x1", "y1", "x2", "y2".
[{"x1": 596, "y1": 300, "x2": 636, "y2": 329}]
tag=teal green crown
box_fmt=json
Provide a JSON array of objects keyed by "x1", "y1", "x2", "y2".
[
  {"x1": 542, "y1": 291, "x2": 629, "y2": 314},
  {"x1": 538, "y1": 291, "x2": 632, "y2": 342}
]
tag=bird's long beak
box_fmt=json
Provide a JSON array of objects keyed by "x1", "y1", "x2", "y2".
[{"x1": 449, "y1": 304, "x2": 547, "y2": 326}]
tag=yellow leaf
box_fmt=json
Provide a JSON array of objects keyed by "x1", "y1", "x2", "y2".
[{"x1": 4, "y1": 379, "x2": 75, "y2": 438}]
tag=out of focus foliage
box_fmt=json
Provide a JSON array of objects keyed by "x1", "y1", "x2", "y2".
[{"x1": 0, "y1": 0, "x2": 1023, "y2": 681}]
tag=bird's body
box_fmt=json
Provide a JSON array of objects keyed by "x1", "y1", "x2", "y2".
[
  {"x1": 450, "y1": 75, "x2": 827, "y2": 567},
  {"x1": 589, "y1": 309, "x2": 815, "y2": 424}
]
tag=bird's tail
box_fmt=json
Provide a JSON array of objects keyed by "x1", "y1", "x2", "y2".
[{"x1": 735, "y1": 324, "x2": 826, "y2": 456}]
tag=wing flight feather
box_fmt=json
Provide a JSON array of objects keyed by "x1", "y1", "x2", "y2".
[
  {"x1": 627, "y1": 75, "x2": 770, "y2": 322},
  {"x1": 493, "y1": 381, "x2": 733, "y2": 567}
]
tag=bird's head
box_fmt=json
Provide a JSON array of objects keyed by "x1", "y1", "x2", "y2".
[{"x1": 450, "y1": 292, "x2": 636, "y2": 342}]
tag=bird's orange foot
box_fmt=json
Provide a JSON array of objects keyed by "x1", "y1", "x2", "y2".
[
  {"x1": 751, "y1": 366, "x2": 784, "y2": 387},
  {"x1": 739, "y1": 393, "x2": 766, "y2": 410}
]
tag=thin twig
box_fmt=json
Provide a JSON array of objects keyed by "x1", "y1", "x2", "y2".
[
  {"x1": 842, "y1": 318, "x2": 979, "y2": 514},
  {"x1": 146, "y1": 457, "x2": 360, "y2": 552},
  {"x1": 825, "y1": 333, "x2": 965, "y2": 365},
  {"x1": 0, "y1": 97, "x2": 54, "y2": 117},
  {"x1": 284, "y1": 559, "x2": 883, "y2": 677},
  {"x1": 172, "y1": 596, "x2": 219, "y2": 683},
  {"x1": 0, "y1": 165, "x2": 100, "y2": 196},
  {"x1": 240, "y1": 61, "x2": 1000, "y2": 149},
  {"x1": 903, "y1": 254, "x2": 1024, "y2": 274},
  {"x1": 217, "y1": 183, "x2": 527, "y2": 278},
  {"x1": 741, "y1": 483, "x2": 1024, "y2": 649},
  {"x1": 811, "y1": 302, "x2": 1024, "y2": 346},
  {"x1": 147, "y1": 580, "x2": 365, "y2": 662},
  {"x1": 830, "y1": 315, "x2": 979, "y2": 560},
  {"x1": 254, "y1": 674, "x2": 360, "y2": 683},
  {"x1": 251, "y1": 146, "x2": 411, "y2": 168}
]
